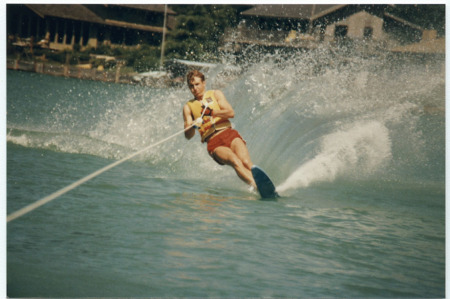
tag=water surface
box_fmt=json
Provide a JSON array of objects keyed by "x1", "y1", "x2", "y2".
[{"x1": 7, "y1": 50, "x2": 445, "y2": 297}]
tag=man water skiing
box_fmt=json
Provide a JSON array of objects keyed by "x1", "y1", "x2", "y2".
[{"x1": 183, "y1": 70, "x2": 256, "y2": 189}]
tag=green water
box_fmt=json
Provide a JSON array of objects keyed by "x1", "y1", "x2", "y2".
[{"x1": 6, "y1": 50, "x2": 445, "y2": 298}]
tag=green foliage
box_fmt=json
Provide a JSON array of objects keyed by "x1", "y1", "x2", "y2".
[
  {"x1": 133, "y1": 56, "x2": 159, "y2": 72},
  {"x1": 70, "y1": 50, "x2": 90, "y2": 64},
  {"x1": 131, "y1": 47, "x2": 160, "y2": 72},
  {"x1": 386, "y1": 4, "x2": 445, "y2": 35},
  {"x1": 85, "y1": 44, "x2": 161, "y2": 71},
  {"x1": 45, "y1": 51, "x2": 66, "y2": 64},
  {"x1": 165, "y1": 5, "x2": 242, "y2": 61}
]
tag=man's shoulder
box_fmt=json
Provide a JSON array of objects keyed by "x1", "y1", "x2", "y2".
[
  {"x1": 183, "y1": 102, "x2": 193, "y2": 115},
  {"x1": 213, "y1": 89, "x2": 225, "y2": 100}
]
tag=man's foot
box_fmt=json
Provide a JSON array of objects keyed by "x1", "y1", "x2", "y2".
[{"x1": 248, "y1": 185, "x2": 257, "y2": 193}]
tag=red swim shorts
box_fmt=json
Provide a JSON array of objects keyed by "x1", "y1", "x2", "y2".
[{"x1": 207, "y1": 129, "x2": 246, "y2": 165}]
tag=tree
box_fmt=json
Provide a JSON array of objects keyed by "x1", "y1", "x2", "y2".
[
  {"x1": 386, "y1": 4, "x2": 445, "y2": 35},
  {"x1": 165, "y1": 5, "x2": 246, "y2": 61}
]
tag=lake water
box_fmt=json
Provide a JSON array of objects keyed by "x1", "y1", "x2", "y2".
[{"x1": 6, "y1": 49, "x2": 445, "y2": 297}]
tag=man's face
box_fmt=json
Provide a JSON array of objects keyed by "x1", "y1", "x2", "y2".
[{"x1": 188, "y1": 76, "x2": 206, "y2": 99}]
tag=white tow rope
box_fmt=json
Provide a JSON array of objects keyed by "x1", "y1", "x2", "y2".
[
  {"x1": 7, "y1": 123, "x2": 198, "y2": 223},
  {"x1": 8, "y1": 101, "x2": 213, "y2": 223}
]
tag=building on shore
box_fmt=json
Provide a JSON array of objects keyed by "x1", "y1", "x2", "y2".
[
  {"x1": 220, "y1": 4, "x2": 441, "y2": 55},
  {"x1": 7, "y1": 4, "x2": 176, "y2": 51},
  {"x1": 6, "y1": 4, "x2": 444, "y2": 86},
  {"x1": 8, "y1": 4, "x2": 444, "y2": 57}
]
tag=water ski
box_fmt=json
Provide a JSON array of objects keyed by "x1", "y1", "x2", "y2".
[{"x1": 251, "y1": 165, "x2": 279, "y2": 199}]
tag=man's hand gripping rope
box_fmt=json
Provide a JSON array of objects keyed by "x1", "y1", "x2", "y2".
[{"x1": 193, "y1": 101, "x2": 212, "y2": 129}]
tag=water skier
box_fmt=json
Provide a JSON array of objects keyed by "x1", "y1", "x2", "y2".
[{"x1": 183, "y1": 70, "x2": 256, "y2": 189}]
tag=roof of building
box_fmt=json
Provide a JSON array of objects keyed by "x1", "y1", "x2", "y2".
[
  {"x1": 26, "y1": 4, "x2": 104, "y2": 23},
  {"x1": 104, "y1": 19, "x2": 165, "y2": 33},
  {"x1": 109, "y1": 4, "x2": 176, "y2": 15},
  {"x1": 241, "y1": 5, "x2": 344, "y2": 20},
  {"x1": 384, "y1": 12, "x2": 423, "y2": 31},
  {"x1": 25, "y1": 4, "x2": 173, "y2": 33}
]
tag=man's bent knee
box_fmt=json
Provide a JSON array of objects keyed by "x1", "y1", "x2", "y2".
[
  {"x1": 242, "y1": 159, "x2": 253, "y2": 170},
  {"x1": 229, "y1": 156, "x2": 244, "y2": 169}
]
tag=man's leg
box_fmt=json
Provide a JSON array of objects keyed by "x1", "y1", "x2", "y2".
[
  {"x1": 212, "y1": 146, "x2": 256, "y2": 187},
  {"x1": 230, "y1": 138, "x2": 254, "y2": 171}
]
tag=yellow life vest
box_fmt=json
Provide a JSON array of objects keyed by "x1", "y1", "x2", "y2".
[{"x1": 187, "y1": 90, "x2": 232, "y2": 142}]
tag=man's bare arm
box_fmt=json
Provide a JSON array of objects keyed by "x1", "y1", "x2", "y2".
[
  {"x1": 212, "y1": 90, "x2": 235, "y2": 119},
  {"x1": 183, "y1": 104, "x2": 196, "y2": 140}
]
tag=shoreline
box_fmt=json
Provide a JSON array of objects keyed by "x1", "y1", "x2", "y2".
[
  {"x1": 6, "y1": 58, "x2": 178, "y2": 86},
  {"x1": 6, "y1": 58, "x2": 237, "y2": 90}
]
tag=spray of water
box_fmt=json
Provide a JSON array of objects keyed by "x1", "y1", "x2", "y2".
[
  {"x1": 7, "y1": 43, "x2": 445, "y2": 192},
  {"x1": 277, "y1": 121, "x2": 392, "y2": 192}
]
